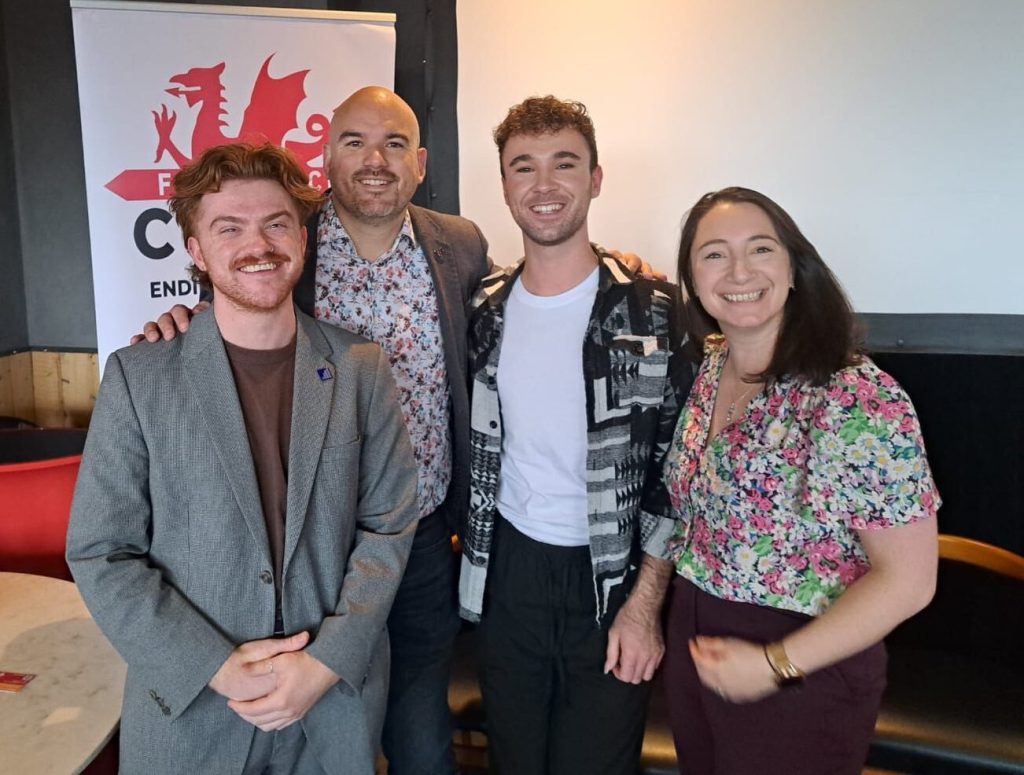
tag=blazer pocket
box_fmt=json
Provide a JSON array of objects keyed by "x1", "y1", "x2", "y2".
[
  {"x1": 320, "y1": 435, "x2": 362, "y2": 463},
  {"x1": 313, "y1": 440, "x2": 362, "y2": 530}
]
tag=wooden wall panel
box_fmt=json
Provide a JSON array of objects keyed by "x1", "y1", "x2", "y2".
[
  {"x1": 56, "y1": 352, "x2": 99, "y2": 427},
  {"x1": 30, "y1": 351, "x2": 63, "y2": 427},
  {"x1": 11, "y1": 352, "x2": 36, "y2": 422},
  {"x1": 0, "y1": 355, "x2": 11, "y2": 417},
  {"x1": 0, "y1": 351, "x2": 98, "y2": 428},
  {"x1": 0, "y1": 352, "x2": 36, "y2": 423},
  {"x1": 0, "y1": 355, "x2": 11, "y2": 418}
]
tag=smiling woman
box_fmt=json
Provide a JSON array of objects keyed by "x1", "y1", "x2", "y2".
[
  {"x1": 688, "y1": 202, "x2": 793, "y2": 349},
  {"x1": 659, "y1": 187, "x2": 941, "y2": 775},
  {"x1": 678, "y1": 188, "x2": 861, "y2": 388}
]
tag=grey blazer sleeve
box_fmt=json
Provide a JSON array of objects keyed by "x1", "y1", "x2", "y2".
[
  {"x1": 304, "y1": 345, "x2": 418, "y2": 688},
  {"x1": 65, "y1": 353, "x2": 235, "y2": 719}
]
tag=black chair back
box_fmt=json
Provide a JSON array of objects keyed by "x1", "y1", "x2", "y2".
[{"x1": 0, "y1": 428, "x2": 88, "y2": 464}]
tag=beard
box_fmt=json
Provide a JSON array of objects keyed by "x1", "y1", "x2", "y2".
[
  {"x1": 209, "y1": 251, "x2": 301, "y2": 314},
  {"x1": 331, "y1": 169, "x2": 409, "y2": 225}
]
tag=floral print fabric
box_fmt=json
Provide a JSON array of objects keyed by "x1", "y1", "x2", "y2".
[
  {"x1": 664, "y1": 336, "x2": 939, "y2": 616},
  {"x1": 314, "y1": 198, "x2": 451, "y2": 518}
]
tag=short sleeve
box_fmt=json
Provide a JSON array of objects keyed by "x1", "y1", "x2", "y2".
[{"x1": 806, "y1": 361, "x2": 941, "y2": 531}]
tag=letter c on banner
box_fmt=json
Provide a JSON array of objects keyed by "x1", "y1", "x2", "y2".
[{"x1": 135, "y1": 208, "x2": 174, "y2": 259}]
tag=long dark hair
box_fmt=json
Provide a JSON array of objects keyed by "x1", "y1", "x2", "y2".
[{"x1": 677, "y1": 187, "x2": 860, "y2": 385}]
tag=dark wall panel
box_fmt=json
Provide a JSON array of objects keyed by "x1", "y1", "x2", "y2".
[
  {"x1": 863, "y1": 314, "x2": 1024, "y2": 357},
  {"x1": 334, "y1": 0, "x2": 460, "y2": 214},
  {"x1": 0, "y1": 0, "x2": 28, "y2": 354},
  {"x1": 872, "y1": 351, "x2": 1024, "y2": 556},
  {"x1": 0, "y1": 0, "x2": 453, "y2": 352},
  {"x1": 3, "y1": 0, "x2": 94, "y2": 350},
  {"x1": 0, "y1": 0, "x2": 352, "y2": 352}
]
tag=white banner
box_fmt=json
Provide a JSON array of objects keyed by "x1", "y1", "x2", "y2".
[{"x1": 71, "y1": 1, "x2": 396, "y2": 367}]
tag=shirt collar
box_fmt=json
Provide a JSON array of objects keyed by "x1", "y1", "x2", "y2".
[
  {"x1": 474, "y1": 244, "x2": 633, "y2": 311},
  {"x1": 321, "y1": 196, "x2": 417, "y2": 255}
]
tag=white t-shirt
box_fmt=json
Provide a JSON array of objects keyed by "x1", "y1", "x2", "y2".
[{"x1": 495, "y1": 268, "x2": 599, "y2": 547}]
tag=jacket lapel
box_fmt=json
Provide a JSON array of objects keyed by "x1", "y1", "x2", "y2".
[
  {"x1": 409, "y1": 205, "x2": 468, "y2": 390},
  {"x1": 282, "y1": 312, "x2": 334, "y2": 575},
  {"x1": 182, "y1": 308, "x2": 271, "y2": 566}
]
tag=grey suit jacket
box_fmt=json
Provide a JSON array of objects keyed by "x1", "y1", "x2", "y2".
[
  {"x1": 295, "y1": 202, "x2": 491, "y2": 531},
  {"x1": 66, "y1": 308, "x2": 418, "y2": 774}
]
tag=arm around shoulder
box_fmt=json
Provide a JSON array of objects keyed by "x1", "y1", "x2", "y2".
[{"x1": 129, "y1": 300, "x2": 209, "y2": 344}]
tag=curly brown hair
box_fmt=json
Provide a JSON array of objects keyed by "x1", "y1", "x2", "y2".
[
  {"x1": 493, "y1": 96, "x2": 598, "y2": 176},
  {"x1": 169, "y1": 143, "x2": 324, "y2": 289}
]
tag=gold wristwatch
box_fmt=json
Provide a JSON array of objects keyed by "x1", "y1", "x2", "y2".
[{"x1": 764, "y1": 641, "x2": 806, "y2": 688}]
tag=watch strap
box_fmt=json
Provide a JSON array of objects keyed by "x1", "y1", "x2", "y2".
[{"x1": 764, "y1": 641, "x2": 805, "y2": 687}]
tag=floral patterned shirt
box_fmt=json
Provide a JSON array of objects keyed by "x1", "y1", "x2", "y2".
[
  {"x1": 314, "y1": 198, "x2": 451, "y2": 517},
  {"x1": 664, "y1": 336, "x2": 940, "y2": 616}
]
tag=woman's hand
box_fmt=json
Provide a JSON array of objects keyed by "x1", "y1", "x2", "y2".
[
  {"x1": 689, "y1": 635, "x2": 778, "y2": 703},
  {"x1": 688, "y1": 517, "x2": 937, "y2": 705}
]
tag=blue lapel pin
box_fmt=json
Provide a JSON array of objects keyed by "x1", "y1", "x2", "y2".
[{"x1": 317, "y1": 367, "x2": 333, "y2": 382}]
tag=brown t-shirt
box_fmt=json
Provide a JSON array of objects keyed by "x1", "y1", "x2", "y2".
[{"x1": 223, "y1": 336, "x2": 295, "y2": 630}]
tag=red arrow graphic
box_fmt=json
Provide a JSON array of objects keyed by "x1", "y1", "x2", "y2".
[{"x1": 105, "y1": 169, "x2": 179, "y2": 202}]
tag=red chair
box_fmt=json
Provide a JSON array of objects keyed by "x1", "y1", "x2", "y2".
[{"x1": 0, "y1": 454, "x2": 82, "y2": 580}]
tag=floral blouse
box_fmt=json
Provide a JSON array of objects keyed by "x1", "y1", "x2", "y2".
[{"x1": 664, "y1": 336, "x2": 940, "y2": 616}]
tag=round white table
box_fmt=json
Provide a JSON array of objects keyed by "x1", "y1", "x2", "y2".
[{"x1": 0, "y1": 571, "x2": 126, "y2": 774}]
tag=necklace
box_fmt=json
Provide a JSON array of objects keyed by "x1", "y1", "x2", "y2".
[{"x1": 724, "y1": 382, "x2": 759, "y2": 425}]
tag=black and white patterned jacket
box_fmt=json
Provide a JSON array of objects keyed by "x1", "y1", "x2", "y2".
[{"x1": 458, "y1": 250, "x2": 694, "y2": 624}]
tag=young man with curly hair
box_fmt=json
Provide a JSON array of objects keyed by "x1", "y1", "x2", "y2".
[
  {"x1": 459, "y1": 97, "x2": 692, "y2": 774},
  {"x1": 68, "y1": 143, "x2": 418, "y2": 774}
]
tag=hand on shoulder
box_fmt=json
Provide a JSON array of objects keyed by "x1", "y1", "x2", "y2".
[{"x1": 129, "y1": 301, "x2": 209, "y2": 345}]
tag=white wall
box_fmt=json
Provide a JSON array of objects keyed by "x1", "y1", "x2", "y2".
[{"x1": 457, "y1": 0, "x2": 1024, "y2": 315}]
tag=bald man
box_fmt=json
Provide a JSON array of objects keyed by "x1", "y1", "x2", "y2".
[
  {"x1": 300, "y1": 88, "x2": 489, "y2": 775},
  {"x1": 142, "y1": 88, "x2": 490, "y2": 774},
  {"x1": 284, "y1": 88, "x2": 489, "y2": 774}
]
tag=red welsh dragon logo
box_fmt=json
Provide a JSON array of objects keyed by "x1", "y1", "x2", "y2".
[{"x1": 106, "y1": 55, "x2": 328, "y2": 201}]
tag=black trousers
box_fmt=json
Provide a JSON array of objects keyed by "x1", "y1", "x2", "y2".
[
  {"x1": 383, "y1": 506, "x2": 461, "y2": 775},
  {"x1": 478, "y1": 516, "x2": 650, "y2": 775}
]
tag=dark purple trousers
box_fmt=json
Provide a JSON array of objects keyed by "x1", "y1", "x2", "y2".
[{"x1": 663, "y1": 576, "x2": 886, "y2": 775}]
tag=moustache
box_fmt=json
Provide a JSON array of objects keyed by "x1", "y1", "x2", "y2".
[
  {"x1": 231, "y1": 252, "x2": 292, "y2": 271},
  {"x1": 353, "y1": 169, "x2": 398, "y2": 182}
]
